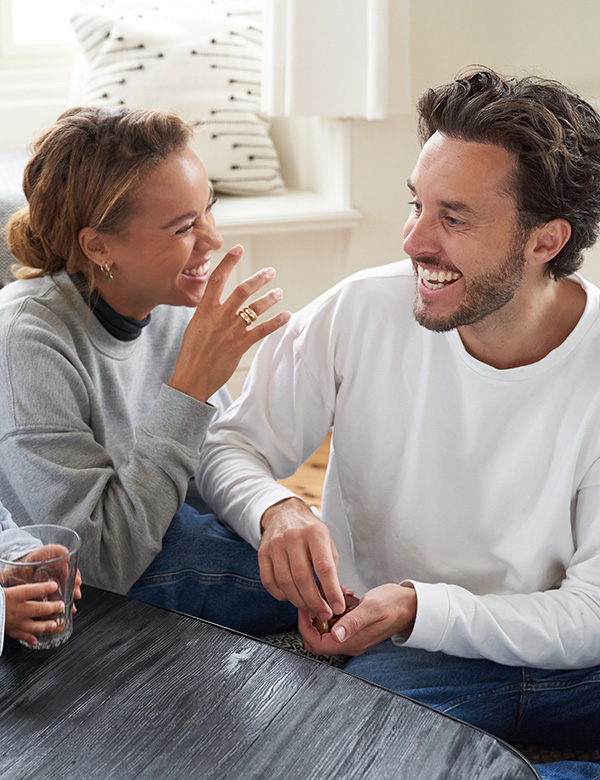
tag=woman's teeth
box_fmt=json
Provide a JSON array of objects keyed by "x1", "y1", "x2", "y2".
[
  {"x1": 183, "y1": 263, "x2": 209, "y2": 277},
  {"x1": 417, "y1": 264, "x2": 462, "y2": 290}
]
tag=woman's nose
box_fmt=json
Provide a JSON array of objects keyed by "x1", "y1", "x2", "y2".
[{"x1": 197, "y1": 222, "x2": 223, "y2": 252}]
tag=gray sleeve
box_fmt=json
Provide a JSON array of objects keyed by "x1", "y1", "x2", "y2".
[
  {"x1": 0, "y1": 385, "x2": 216, "y2": 593},
  {"x1": 0, "y1": 304, "x2": 217, "y2": 593}
]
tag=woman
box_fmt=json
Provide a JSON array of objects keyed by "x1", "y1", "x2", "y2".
[{"x1": 0, "y1": 106, "x2": 297, "y2": 635}]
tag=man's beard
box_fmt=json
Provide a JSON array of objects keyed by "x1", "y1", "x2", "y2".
[{"x1": 412, "y1": 237, "x2": 528, "y2": 333}]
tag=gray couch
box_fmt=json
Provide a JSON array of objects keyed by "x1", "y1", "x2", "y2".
[{"x1": 0, "y1": 153, "x2": 28, "y2": 287}]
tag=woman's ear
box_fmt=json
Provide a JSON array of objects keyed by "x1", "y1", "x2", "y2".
[
  {"x1": 78, "y1": 227, "x2": 110, "y2": 268},
  {"x1": 526, "y1": 218, "x2": 572, "y2": 267}
]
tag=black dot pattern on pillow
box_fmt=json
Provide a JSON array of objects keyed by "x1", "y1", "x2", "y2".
[{"x1": 71, "y1": 1, "x2": 284, "y2": 196}]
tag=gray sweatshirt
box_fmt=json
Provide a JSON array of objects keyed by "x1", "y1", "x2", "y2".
[{"x1": 0, "y1": 271, "x2": 228, "y2": 592}]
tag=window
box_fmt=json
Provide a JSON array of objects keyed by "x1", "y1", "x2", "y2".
[{"x1": 1, "y1": 0, "x2": 76, "y2": 58}]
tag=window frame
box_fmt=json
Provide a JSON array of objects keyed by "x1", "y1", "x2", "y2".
[{"x1": 0, "y1": 0, "x2": 76, "y2": 61}]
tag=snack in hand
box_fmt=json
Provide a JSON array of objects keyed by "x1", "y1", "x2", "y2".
[{"x1": 313, "y1": 592, "x2": 360, "y2": 635}]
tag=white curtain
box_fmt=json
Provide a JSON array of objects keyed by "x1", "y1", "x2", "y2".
[{"x1": 262, "y1": 0, "x2": 409, "y2": 120}]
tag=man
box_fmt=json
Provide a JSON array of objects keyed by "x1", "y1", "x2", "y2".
[{"x1": 198, "y1": 70, "x2": 600, "y2": 777}]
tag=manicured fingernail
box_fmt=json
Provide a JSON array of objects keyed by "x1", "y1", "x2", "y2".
[
  {"x1": 263, "y1": 267, "x2": 276, "y2": 279},
  {"x1": 333, "y1": 625, "x2": 346, "y2": 642},
  {"x1": 272, "y1": 288, "x2": 283, "y2": 300},
  {"x1": 230, "y1": 244, "x2": 243, "y2": 256}
]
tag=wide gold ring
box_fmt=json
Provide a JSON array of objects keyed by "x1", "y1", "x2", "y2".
[{"x1": 238, "y1": 306, "x2": 257, "y2": 325}]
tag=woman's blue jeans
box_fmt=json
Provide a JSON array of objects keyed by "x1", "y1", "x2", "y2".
[
  {"x1": 127, "y1": 504, "x2": 297, "y2": 636},
  {"x1": 344, "y1": 642, "x2": 600, "y2": 780}
]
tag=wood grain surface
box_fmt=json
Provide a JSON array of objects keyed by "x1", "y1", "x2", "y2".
[{"x1": 0, "y1": 587, "x2": 540, "y2": 779}]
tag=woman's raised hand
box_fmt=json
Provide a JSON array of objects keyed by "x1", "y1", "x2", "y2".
[{"x1": 168, "y1": 244, "x2": 290, "y2": 402}]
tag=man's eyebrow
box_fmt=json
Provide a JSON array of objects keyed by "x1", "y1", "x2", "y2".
[
  {"x1": 439, "y1": 199, "x2": 478, "y2": 217},
  {"x1": 406, "y1": 180, "x2": 478, "y2": 217}
]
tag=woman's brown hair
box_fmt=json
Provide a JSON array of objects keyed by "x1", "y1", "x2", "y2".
[{"x1": 7, "y1": 105, "x2": 193, "y2": 287}]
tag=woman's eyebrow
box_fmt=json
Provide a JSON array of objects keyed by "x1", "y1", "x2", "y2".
[{"x1": 160, "y1": 211, "x2": 197, "y2": 230}]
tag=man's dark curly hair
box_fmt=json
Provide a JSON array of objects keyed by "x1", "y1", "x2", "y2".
[{"x1": 416, "y1": 68, "x2": 600, "y2": 279}]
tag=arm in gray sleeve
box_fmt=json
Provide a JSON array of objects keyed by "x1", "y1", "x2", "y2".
[{"x1": 0, "y1": 321, "x2": 217, "y2": 593}]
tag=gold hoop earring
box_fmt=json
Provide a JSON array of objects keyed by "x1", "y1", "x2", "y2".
[{"x1": 101, "y1": 262, "x2": 113, "y2": 282}]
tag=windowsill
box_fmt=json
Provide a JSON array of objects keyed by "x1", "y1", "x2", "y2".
[{"x1": 215, "y1": 189, "x2": 360, "y2": 236}]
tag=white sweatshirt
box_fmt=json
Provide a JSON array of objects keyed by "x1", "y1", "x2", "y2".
[{"x1": 198, "y1": 260, "x2": 600, "y2": 669}]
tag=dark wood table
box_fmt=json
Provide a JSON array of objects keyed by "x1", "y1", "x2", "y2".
[{"x1": 0, "y1": 586, "x2": 539, "y2": 779}]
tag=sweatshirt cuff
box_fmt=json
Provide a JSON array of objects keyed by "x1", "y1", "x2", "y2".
[
  {"x1": 392, "y1": 580, "x2": 451, "y2": 652},
  {"x1": 144, "y1": 384, "x2": 217, "y2": 452},
  {"x1": 241, "y1": 485, "x2": 301, "y2": 549}
]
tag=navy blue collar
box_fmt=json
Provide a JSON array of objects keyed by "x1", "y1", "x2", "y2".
[{"x1": 70, "y1": 273, "x2": 151, "y2": 341}]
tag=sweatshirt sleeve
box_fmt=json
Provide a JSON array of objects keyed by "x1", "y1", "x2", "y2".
[
  {"x1": 399, "y1": 469, "x2": 600, "y2": 669},
  {"x1": 197, "y1": 315, "x2": 336, "y2": 548},
  {"x1": 0, "y1": 310, "x2": 217, "y2": 594}
]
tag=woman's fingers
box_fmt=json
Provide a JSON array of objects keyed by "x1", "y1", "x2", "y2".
[
  {"x1": 202, "y1": 244, "x2": 245, "y2": 301},
  {"x1": 243, "y1": 311, "x2": 291, "y2": 347},
  {"x1": 235, "y1": 287, "x2": 283, "y2": 322}
]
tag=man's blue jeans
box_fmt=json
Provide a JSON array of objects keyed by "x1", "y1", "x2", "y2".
[
  {"x1": 344, "y1": 642, "x2": 600, "y2": 780},
  {"x1": 127, "y1": 504, "x2": 297, "y2": 636}
]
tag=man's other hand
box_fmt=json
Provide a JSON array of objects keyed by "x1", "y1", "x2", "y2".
[{"x1": 299, "y1": 583, "x2": 418, "y2": 657}]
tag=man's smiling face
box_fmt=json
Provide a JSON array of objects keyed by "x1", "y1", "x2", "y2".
[{"x1": 402, "y1": 132, "x2": 530, "y2": 333}]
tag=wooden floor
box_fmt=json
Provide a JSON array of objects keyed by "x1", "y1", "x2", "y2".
[{"x1": 278, "y1": 432, "x2": 330, "y2": 512}]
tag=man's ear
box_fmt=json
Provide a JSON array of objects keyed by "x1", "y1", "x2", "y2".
[
  {"x1": 526, "y1": 218, "x2": 572, "y2": 267},
  {"x1": 78, "y1": 227, "x2": 111, "y2": 268}
]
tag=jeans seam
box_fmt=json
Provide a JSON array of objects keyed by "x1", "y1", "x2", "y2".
[
  {"x1": 438, "y1": 681, "x2": 523, "y2": 712},
  {"x1": 131, "y1": 570, "x2": 266, "y2": 590}
]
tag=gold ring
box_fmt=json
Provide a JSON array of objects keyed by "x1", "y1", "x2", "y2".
[{"x1": 238, "y1": 306, "x2": 257, "y2": 325}]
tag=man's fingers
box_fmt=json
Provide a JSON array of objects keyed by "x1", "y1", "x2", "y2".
[
  {"x1": 314, "y1": 544, "x2": 344, "y2": 616},
  {"x1": 258, "y1": 553, "x2": 288, "y2": 601}
]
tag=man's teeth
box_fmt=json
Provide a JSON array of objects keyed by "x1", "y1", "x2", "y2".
[{"x1": 417, "y1": 264, "x2": 461, "y2": 290}]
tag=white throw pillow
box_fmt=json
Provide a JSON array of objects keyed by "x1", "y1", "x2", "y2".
[{"x1": 70, "y1": 1, "x2": 284, "y2": 196}]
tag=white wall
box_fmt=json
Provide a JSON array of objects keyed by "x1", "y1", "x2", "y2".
[
  {"x1": 325, "y1": 0, "x2": 600, "y2": 307},
  {"x1": 3, "y1": 0, "x2": 600, "y2": 322}
]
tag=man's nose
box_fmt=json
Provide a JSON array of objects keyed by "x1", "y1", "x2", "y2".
[{"x1": 402, "y1": 214, "x2": 439, "y2": 258}]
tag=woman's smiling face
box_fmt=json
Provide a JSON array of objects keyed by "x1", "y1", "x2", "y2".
[{"x1": 92, "y1": 146, "x2": 223, "y2": 320}]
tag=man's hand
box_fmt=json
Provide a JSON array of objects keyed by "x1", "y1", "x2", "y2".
[
  {"x1": 258, "y1": 497, "x2": 345, "y2": 621},
  {"x1": 299, "y1": 583, "x2": 417, "y2": 657}
]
